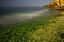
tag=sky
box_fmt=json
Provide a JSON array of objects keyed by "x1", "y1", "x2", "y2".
[{"x1": 0, "y1": 0, "x2": 52, "y2": 7}]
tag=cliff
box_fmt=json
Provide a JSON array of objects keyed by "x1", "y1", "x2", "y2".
[{"x1": 49, "y1": 0, "x2": 64, "y2": 8}]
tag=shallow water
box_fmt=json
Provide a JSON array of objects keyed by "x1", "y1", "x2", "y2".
[{"x1": 0, "y1": 9, "x2": 49, "y2": 24}]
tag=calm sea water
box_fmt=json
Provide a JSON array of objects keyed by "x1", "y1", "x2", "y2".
[
  {"x1": 0, "y1": 7, "x2": 49, "y2": 24},
  {"x1": 0, "y1": 7, "x2": 43, "y2": 15}
]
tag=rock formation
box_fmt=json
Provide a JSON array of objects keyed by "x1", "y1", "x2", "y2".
[{"x1": 49, "y1": 0, "x2": 64, "y2": 8}]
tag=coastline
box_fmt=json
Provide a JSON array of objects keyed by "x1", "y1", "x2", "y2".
[{"x1": 0, "y1": 9, "x2": 49, "y2": 24}]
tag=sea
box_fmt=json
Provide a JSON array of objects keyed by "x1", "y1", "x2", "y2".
[
  {"x1": 0, "y1": 7, "x2": 43, "y2": 15},
  {"x1": 0, "y1": 7, "x2": 48, "y2": 24}
]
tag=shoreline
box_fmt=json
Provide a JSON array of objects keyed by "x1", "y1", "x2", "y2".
[{"x1": 0, "y1": 9, "x2": 49, "y2": 24}]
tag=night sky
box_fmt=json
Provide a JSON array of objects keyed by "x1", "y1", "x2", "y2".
[{"x1": 0, "y1": 0, "x2": 52, "y2": 7}]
